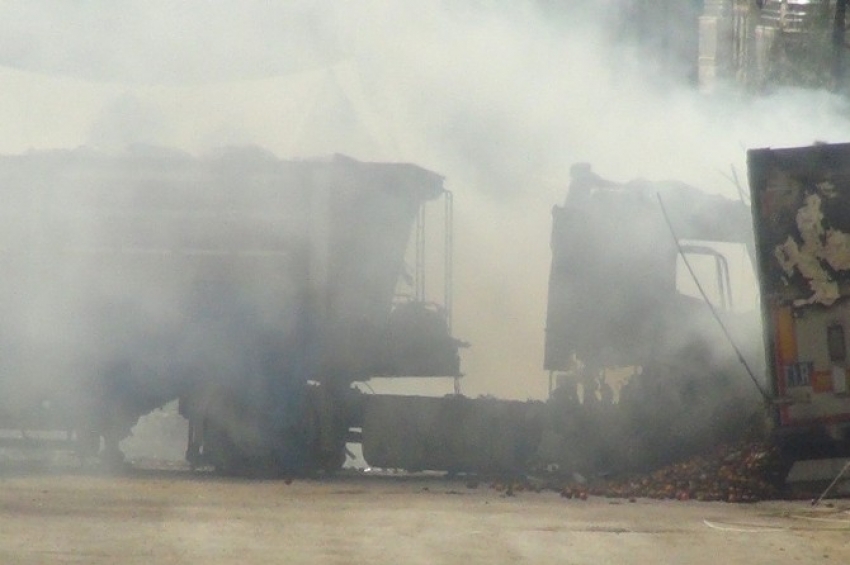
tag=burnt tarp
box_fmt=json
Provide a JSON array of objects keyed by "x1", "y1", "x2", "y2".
[{"x1": 748, "y1": 142, "x2": 850, "y2": 308}]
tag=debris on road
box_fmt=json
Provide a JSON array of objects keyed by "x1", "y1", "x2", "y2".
[{"x1": 545, "y1": 441, "x2": 786, "y2": 503}]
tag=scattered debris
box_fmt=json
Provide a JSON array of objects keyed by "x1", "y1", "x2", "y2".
[{"x1": 550, "y1": 441, "x2": 785, "y2": 502}]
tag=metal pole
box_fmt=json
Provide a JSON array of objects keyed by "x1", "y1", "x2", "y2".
[
  {"x1": 812, "y1": 459, "x2": 850, "y2": 506},
  {"x1": 444, "y1": 191, "x2": 453, "y2": 333},
  {"x1": 444, "y1": 191, "x2": 461, "y2": 394},
  {"x1": 657, "y1": 193, "x2": 771, "y2": 403},
  {"x1": 415, "y1": 203, "x2": 426, "y2": 302}
]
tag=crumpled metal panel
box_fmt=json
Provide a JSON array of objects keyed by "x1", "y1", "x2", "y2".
[{"x1": 748, "y1": 142, "x2": 850, "y2": 308}]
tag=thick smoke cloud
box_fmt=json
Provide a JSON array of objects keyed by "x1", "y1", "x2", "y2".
[
  {"x1": 1, "y1": 1, "x2": 849, "y2": 402},
  {"x1": 0, "y1": 1, "x2": 342, "y2": 84}
]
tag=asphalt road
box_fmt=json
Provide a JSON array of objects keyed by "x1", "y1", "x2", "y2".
[{"x1": 0, "y1": 466, "x2": 848, "y2": 564}]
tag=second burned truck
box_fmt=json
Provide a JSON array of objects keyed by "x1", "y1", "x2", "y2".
[
  {"x1": 543, "y1": 143, "x2": 850, "y2": 472},
  {"x1": 543, "y1": 163, "x2": 766, "y2": 470}
]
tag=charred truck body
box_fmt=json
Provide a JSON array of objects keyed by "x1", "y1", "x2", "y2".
[
  {"x1": 0, "y1": 146, "x2": 538, "y2": 474},
  {"x1": 749, "y1": 142, "x2": 850, "y2": 457},
  {"x1": 543, "y1": 165, "x2": 763, "y2": 471}
]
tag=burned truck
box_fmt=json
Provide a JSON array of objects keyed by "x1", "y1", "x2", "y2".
[
  {"x1": 0, "y1": 146, "x2": 540, "y2": 475},
  {"x1": 543, "y1": 164, "x2": 765, "y2": 471},
  {"x1": 748, "y1": 142, "x2": 850, "y2": 458}
]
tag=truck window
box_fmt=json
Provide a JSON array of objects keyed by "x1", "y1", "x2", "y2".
[{"x1": 675, "y1": 240, "x2": 758, "y2": 313}]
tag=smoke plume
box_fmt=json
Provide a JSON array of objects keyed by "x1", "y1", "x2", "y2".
[{"x1": 1, "y1": 1, "x2": 849, "y2": 406}]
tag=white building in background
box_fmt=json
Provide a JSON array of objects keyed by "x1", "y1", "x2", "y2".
[
  {"x1": 612, "y1": 0, "x2": 840, "y2": 92},
  {"x1": 699, "y1": 0, "x2": 838, "y2": 92}
]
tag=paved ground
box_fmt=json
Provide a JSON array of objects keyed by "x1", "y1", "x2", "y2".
[{"x1": 0, "y1": 464, "x2": 848, "y2": 565}]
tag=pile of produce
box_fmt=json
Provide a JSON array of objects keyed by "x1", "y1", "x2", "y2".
[{"x1": 552, "y1": 441, "x2": 786, "y2": 502}]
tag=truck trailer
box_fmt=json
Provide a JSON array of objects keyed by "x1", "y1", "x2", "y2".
[
  {"x1": 0, "y1": 145, "x2": 540, "y2": 475},
  {"x1": 748, "y1": 142, "x2": 850, "y2": 458}
]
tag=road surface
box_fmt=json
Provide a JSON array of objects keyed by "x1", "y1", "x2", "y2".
[{"x1": 0, "y1": 464, "x2": 847, "y2": 564}]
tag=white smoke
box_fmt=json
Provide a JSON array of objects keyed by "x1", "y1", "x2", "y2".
[{"x1": 1, "y1": 1, "x2": 849, "y2": 402}]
